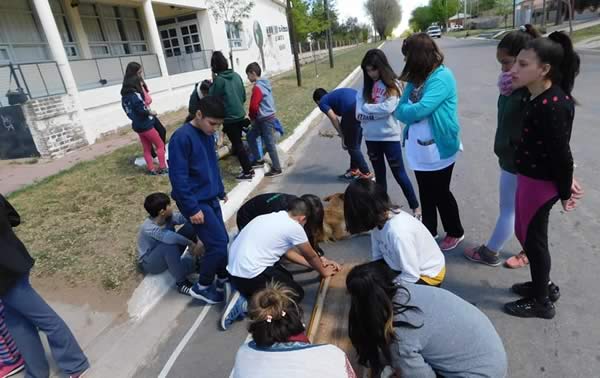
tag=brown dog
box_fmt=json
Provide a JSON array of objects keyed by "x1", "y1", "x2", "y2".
[{"x1": 322, "y1": 193, "x2": 351, "y2": 242}]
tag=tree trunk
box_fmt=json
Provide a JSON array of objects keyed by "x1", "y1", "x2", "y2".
[{"x1": 567, "y1": 0, "x2": 573, "y2": 35}]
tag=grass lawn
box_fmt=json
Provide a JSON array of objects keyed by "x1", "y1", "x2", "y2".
[
  {"x1": 571, "y1": 24, "x2": 600, "y2": 44},
  {"x1": 8, "y1": 42, "x2": 379, "y2": 292},
  {"x1": 447, "y1": 29, "x2": 484, "y2": 38}
]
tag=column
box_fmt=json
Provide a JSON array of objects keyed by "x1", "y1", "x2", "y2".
[
  {"x1": 142, "y1": 0, "x2": 169, "y2": 77},
  {"x1": 62, "y1": 0, "x2": 92, "y2": 59}
]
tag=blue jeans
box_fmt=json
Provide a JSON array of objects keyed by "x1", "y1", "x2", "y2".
[
  {"x1": 185, "y1": 199, "x2": 229, "y2": 286},
  {"x1": 487, "y1": 169, "x2": 517, "y2": 252},
  {"x1": 341, "y1": 112, "x2": 370, "y2": 174},
  {"x1": 140, "y1": 223, "x2": 197, "y2": 283},
  {"x1": 247, "y1": 118, "x2": 281, "y2": 170},
  {"x1": 1, "y1": 274, "x2": 89, "y2": 378},
  {"x1": 366, "y1": 140, "x2": 419, "y2": 210}
]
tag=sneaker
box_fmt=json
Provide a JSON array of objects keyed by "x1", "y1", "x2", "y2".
[
  {"x1": 0, "y1": 358, "x2": 25, "y2": 378},
  {"x1": 356, "y1": 172, "x2": 374, "y2": 180},
  {"x1": 69, "y1": 368, "x2": 89, "y2": 378},
  {"x1": 215, "y1": 278, "x2": 232, "y2": 303},
  {"x1": 338, "y1": 169, "x2": 359, "y2": 180},
  {"x1": 464, "y1": 245, "x2": 501, "y2": 267},
  {"x1": 190, "y1": 283, "x2": 224, "y2": 304},
  {"x1": 265, "y1": 169, "x2": 283, "y2": 178},
  {"x1": 220, "y1": 291, "x2": 248, "y2": 331},
  {"x1": 158, "y1": 168, "x2": 169, "y2": 176},
  {"x1": 147, "y1": 170, "x2": 159, "y2": 176},
  {"x1": 439, "y1": 235, "x2": 465, "y2": 251},
  {"x1": 251, "y1": 160, "x2": 265, "y2": 168},
  {"x1": 504, "y1": 251, "x2": 529, "y2": 269},
  {"x1": 512, "y1": 281, "x2": 561, "y2": 302},
  {"x1": 176, "y1": 280, "x2": 194, "y2": 297},
  {"x1": 504, "y1": 297, "x2": 556, "y2": 319},
  {"x1": 236, "y1": 171, "x2": 255, "y2": 181}
]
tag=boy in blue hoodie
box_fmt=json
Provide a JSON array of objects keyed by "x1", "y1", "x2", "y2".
[
  {"x1": 246, "y1": 62, "x2": 283, "y2": 178},
  {"x1": 168, "y1": 96, "x2": 230, "y2": 304}
]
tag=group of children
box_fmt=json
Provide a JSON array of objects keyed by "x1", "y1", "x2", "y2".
[{"x1": 131, "y1": 26, "x2": 582, "y2": 377}]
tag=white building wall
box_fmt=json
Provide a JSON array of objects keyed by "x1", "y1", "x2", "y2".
[{"x1": 78, "y1": 0, "x2": 292, "y2": 143}]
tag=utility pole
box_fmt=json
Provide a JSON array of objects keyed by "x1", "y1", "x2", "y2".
[
  {"x1": 324, "y1": 0, "x2": 334, "y2": 68},
  {"x1": 542, "y1": 0, "x2": 547, "y2": 29},
  {"x1": 463, "y1": 0, "x2": 467, "y2": 31},
  {"x1": 512, "y1": 0, "x2": 516, "y2": 28},
  {"x1": 286, "y1": 0, "x2": 302, "y2": 87}
]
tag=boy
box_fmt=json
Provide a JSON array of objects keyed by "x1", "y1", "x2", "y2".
[
  {"x1": 246, "y1": 62, "x2": 283, "y2": 178},
  {"x1": 168, "y1": 96, "x2": 230, "y2": 305},
  {"x1": 220, "y1": 198, "x2": 340, "y2": 330},
  {"x1": 313, "y1": 88, "x2": 372, "y2": 180},
  {"x1": 137, "y1": 192, "x2": 202, "y2": 296}
]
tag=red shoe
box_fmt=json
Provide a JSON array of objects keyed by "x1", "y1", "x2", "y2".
[
  {"x1": 0, "y1": 358, "x2": 25, "y2": 378},
  {"x1": 439, "y1": 235, "x2": 465, "y2": 251}
]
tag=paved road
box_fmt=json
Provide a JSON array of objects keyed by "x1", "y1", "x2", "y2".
[{"x1": 134, "y1": 38, "x2": 600, "y2": 378}]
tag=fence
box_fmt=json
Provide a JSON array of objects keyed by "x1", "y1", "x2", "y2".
[
  {"x1": 0, "y1": 62, "x2": 66, "y2": 107},
  {"x1": 70, "y1": 54, "x2": 162, "y2": 91},
  {"x1": 298, "y1": 39, "x2": 360, "y2": 54}
]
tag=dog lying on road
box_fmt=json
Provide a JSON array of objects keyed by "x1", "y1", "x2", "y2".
[{"x1": 322, "y1": 193, "x2": 351, "y2": 242}]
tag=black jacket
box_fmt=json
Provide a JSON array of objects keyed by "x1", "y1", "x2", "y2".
[{"x1": 0, "y1": 195, "x2": 34, "y2": 295}]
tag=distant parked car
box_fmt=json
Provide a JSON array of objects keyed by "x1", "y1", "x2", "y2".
[
  {"x1": 450, "y1": 24, "x2": 464, "y2": 31},
  {"x1": 427, "y1": 25, "x2": 442, "y2": 38}
]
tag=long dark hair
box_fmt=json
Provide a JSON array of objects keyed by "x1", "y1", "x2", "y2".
[
  {"x1": 120, "y1": 61, "x2": 146, "y2": 97},
  {"x1": 344, "y1": 178, "x2": 398, "y2": 234},
  {"x1": 347, "y1": 261, "x2": 422, "y2": 373},
  {"x1": 498, "y1": 24, "x2": 540, "y2": 57},
  {"x1": 400, "y1": 33, "x2": 444, "y2": 85},
  {"x1": 526, "y1": 31, "x2": 580, "y2": 95},
  {"x1": 211, "y1": 51, "x2": 229, "y2": 74},
  {"x1": 360, "y1": 49, "x2": 400, "y2": 102},
  {"x1": 300, "y1": 194, "x2": 324, "y2": 250}
]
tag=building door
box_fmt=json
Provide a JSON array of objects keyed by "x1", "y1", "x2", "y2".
[{"x1": 159, "y1": 20, "x2": 206, "y2": 75}]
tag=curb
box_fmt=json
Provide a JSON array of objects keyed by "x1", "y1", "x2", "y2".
[{"x1": 126, "y1": 42, "x2": 381, "y2": 321}]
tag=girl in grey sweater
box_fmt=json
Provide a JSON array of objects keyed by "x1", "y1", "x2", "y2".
[{"x1": 346, "y1": 261, "x2": 507, "y2": 377}]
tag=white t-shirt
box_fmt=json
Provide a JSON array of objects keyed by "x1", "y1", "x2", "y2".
[
  {"x1": 371, "y1": 211, "x2": 445, "y2": 283},
  {"x1": 227, "y1": 211, "x2": 308, "y2": 279}
]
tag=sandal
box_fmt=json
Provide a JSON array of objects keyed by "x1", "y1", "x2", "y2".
[
  {"x1": 505, "y1": 251, "x2": 529, "y2": 269},
  {"x1": 464, "y1": 245, "x2": 502, "y2": 267}
]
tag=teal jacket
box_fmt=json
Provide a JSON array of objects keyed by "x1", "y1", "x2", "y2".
[{"x1": 395, "y1": 65, "x2": 461, "y2": 159}]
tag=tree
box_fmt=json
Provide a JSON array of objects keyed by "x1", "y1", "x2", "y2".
[
  {"x1": 365, "y1": 0, "x2": 402, "y2": 40},
  {"x1": 410, "y1": 6, "x2": 435, "y2": 31},
  {"x1": 210, "y1": 0, "x2": 255, "y2": 69},
  {"x1": 430, "y1": 0, "x2": 460, "y2": 28}
]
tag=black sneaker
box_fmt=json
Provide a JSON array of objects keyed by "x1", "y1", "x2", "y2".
[
  {"x1": 511, "y1": 281, "x2": 560, "y2": 302},
  {"x1": 251, "y1": 160, "x2": 265, "y2": 168},
  {"x1": 177, "y1": 280, "x2": 194, "y2": 297},
  {"x1": 158, "y1": 168, "x2": 169, "y2": 176},
  {"x1": 265, "y1": 169, "x2": 283, "y2": 178},
  {"x1": 236, "y1": 171, "x2": 254, "y2": 181},
  {"x1": 504, "y1": 297, "x2": 556, "y2": 319}
]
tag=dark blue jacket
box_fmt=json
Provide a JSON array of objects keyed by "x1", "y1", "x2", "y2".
[
  {"x1": 319, "y1": 88, "x2": 357, "y2": 116},
  {"x1": 121, "y1": 92, "x2": 154, "y2": 133},
  {"x1": 168, "y1": 123, "x2": 225, "y2": 217}
]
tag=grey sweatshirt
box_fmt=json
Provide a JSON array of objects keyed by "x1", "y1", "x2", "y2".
[
  {"x1": 390, "y1": 283, "x2": 507, "y2": 378},
  {"x1": 136, "y1": 212, "x2": 191, "y2": 260},
  {"x1": 355, "y1": 80, "x2": 403, "y2": 142}
]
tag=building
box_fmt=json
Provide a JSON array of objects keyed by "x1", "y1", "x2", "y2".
[
  {"x1": 0, "y1": 0, "x2": 293, "y2": 159},
  {"x1": 448, "y1": 13, "x2": 471, "y2": 28}
]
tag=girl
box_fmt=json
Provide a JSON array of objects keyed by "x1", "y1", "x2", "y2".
[
  {"x1": 209, "y1": 51, "x2": 255, "y2": 181},
  {"x1": 464, "y1": 25, "x2": 541, "y2": 268},
  {"x1": 346, "y1": 261, "x2": 507, "y2": 377},
  {"x1": 232, "y1": 283, "x2": 356, "y2": 378},
  {"x1": 504, "y1": 32, "x2": 581, "y2": 319},
  {"x1": 356, "y1": 49, "x2": 420, "y2": 218},
  {"x1": 236, "y1": 193, "x2": 325, "y2": 255},
  {"x1": 137, "y1": 69, "x2": 167, "y2": 156},
  {"x1": 121, "y1": 62, "x2": 167, "y2": 175},
  {"x1": 344, "y1": 178, "x2": 445, "y2": 287},
  {"x1": 0, "y1": 301, "x2": 24, "y2": 378},
  {"x1": 395, "y1": 33, "x2": 465, "y2": 251}
]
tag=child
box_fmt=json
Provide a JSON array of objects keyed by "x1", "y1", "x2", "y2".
[
  {"x1": 137, "y1": 192, "x2": 201, "y2": 296},
  {"x1": 168, "y1": 96, "x2": 230, "y2": 305},
  {"x1": 246, "y1": 62, "x2": 283, "y2": 178},
  {"x1": 344, "y1": 179, "x2": 445, "y2": 286},
  {"x1": 232, "y1": 283, "x2": 356, "y2": 378},
  {"x1": 221, "y1": 198, "x2": 339, "y2": 330},
  {"x1": 121, "y1": 62, "x2": 167, "y2": 176},
  {"x1": 504, "y1": 32, "x2": 582, "y2": 319},
  {"x1": 356, "y1": 49, "x2": 420, "y2": 218},
  {"x1": 188, "y1": 79, "x2": 212, "y2": 115},
  {"x1": 313, "y1": 87, "x2": 372, "y2": 180},
  {"x1": 395, "y1": 34, "x2": 464, "y2": 250},
  {"x1": 0, "y1": 301, "x2": 24, "y2": 378},
  {"x1": 346, "y1": 261, "x2": 507, "y2": 377},
  {"x1": 464, "y1": 25, "x2": 541, "y2": 267}
]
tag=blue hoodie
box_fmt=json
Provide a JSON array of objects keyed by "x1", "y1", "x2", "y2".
[
  {"x1": 168, "y1": 123, "x2": 226, "y2": 218},
  {"x1": 121, "y1": 92, "x2": 154, "y2": 133}
]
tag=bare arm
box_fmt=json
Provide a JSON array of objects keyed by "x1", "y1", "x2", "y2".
[
  {"x1": 326, "y1": 110, "x2": 342, "y2": 136},
  {"x1": 296, "y1": 242, "x2": 338, "y2": 278},
  {"x1": 285, "y1": 248, "x2": 311, "y2": 268}
]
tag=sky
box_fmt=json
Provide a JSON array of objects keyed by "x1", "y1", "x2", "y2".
[{"x1": 337, "y1": 0, "x2": 429, "y2": 35}]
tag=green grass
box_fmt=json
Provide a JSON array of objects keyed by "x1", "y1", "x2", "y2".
[
  {"x1": 447, "y1": 29, "x2": 484, "y2": 38},
  {"x1": 571, "y1": 24, "x2": 600, "y2": 44},
  {"x1": 8, "y1": 42, "x2": 378, "y2": 292}
]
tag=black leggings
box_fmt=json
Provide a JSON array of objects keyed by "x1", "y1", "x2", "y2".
[
  {"x1": 231, "y1": 263, "x2": 304, "y2": 301},
  {"x1": 224, "y1": 119, "x2": 253, "y2": 174},
  {"x1": 524, "y1": 198, "x2": 558, "y2": 300},
  {"x1": 414, "y1": 163, "x2": 464, "y2": 238},
  {"x1": 150, "y1": 118, "x2": 167, "y2": 158}
]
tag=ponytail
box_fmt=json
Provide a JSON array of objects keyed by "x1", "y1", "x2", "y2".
[{"x1": 498, "y1": 24, "x2": 540, "y2": 57}]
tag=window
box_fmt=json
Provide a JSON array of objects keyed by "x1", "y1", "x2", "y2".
[
  {"x1": 226, "y1": 22, "x2": 244, "y2": 49},
  {"x1": 0, "y1": 2, "x2": 49, "y2": 62},
  {"x1": 80, "y1": 3, "x2": 147, "y2": 58},
  {"x1": 50, "y1": 0, "x2": 79, "y2": 59}
]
